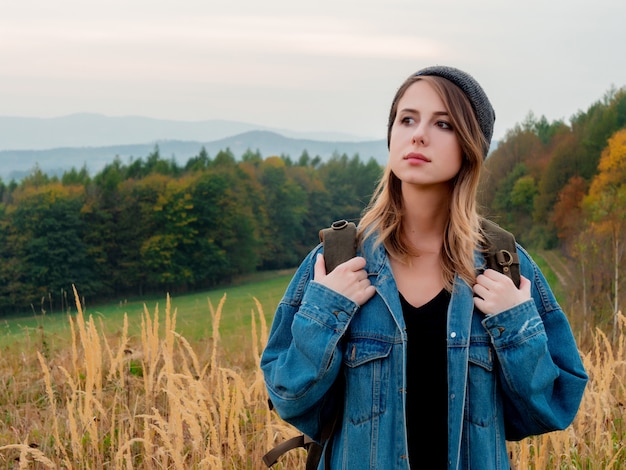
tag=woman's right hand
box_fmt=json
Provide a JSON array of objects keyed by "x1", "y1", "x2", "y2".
[{"x1": 313, "y1": 254, "x2": 376, "y2": 306}]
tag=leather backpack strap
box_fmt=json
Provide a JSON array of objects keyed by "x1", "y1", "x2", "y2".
[
  {"x1": 480, "y1": 219, "x2": 521, "y2": 288},
  {"x1": 319, "y1": 219, "x2": 357, "y2": 273},
  {"x1": 264, "y1": 220, "x2": 353, "y2": 468},
  {"x1": 262, "y1": 434, "x2": 315, "y2": 467}
]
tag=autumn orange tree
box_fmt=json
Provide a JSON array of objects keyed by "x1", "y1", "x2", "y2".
[
  {"x1": 582, "y1": 129, "x2": 626, "y2": 332},
  {"x1": 481, "y1": 88, "x2": 626, "y2": 249}
]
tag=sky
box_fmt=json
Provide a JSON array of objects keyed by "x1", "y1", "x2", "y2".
[{"x1": 1, "y1": 0, "x2": 625, "y2": 143}]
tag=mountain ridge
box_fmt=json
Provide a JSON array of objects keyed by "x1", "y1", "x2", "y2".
[
  {"x1": 0, "y1": 129, "x2": 388, "y2": 180},
  {"x1": 0, "y1": 113, "x2": 374, "y2": 151}
]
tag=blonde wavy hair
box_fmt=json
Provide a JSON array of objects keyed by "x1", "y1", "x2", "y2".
[{"x1": 358, "y1": 74, "x2": 487, "y2": 289}]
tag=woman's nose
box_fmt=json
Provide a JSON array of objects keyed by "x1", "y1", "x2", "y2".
[{"x1": 411, "y1": 123, "x2": 427, "y2": 145}]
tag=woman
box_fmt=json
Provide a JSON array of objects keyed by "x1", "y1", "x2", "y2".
[{"x1": 261, "y1": 65, "x2": 588, "y2": 469}]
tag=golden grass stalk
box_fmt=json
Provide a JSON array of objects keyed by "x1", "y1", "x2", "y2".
[
  {"x1": 36, "y1": 351, "x2": 72, "y2": 467},
  {"x1": 0, "y1": 442, "x2": 56, "y2": 469}
]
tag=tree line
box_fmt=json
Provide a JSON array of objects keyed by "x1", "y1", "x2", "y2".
[
  {"x1": 1, "y1": 83, "x2": 625, "y2": 331},
  {"x1": 478, "y1": 85, "x2": 626, "y2": 332},
  {"x1": 0, "y1": 149, "x2": 382, "y2": 315}
]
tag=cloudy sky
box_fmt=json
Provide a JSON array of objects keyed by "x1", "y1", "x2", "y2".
[{"x1": 1, "y1": 0, "x2": 625, "y2": 142}]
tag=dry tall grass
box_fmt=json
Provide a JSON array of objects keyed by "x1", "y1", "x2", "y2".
[
  {"x1": 507, "y1": 313, "x2": 626, "y2": 469},
  {"x1": 0, "y1": 286, "x2": 624, "y2": 469},
  {"x1": 0, "y1": 286, "x2": 302, "y2": 469}
]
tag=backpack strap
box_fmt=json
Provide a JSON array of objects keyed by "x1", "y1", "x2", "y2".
[
  {"x1": 318, "y1": 219, "x2": 357, "y2": 273},
  {"x1": 263, "y1": 383, "x2": 343, "y2": 468},
  {"x1": 262, "y1": 434, "x2": 315, "y2": 467},
  {"x1": 480, "y1": 219, "x2": 521, "y2": 288},
  {"x1": 263, "y1": 221, "x2": 354, "y2": 468}
]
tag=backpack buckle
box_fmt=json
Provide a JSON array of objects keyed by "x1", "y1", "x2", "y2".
[{"x1": 495, "y1": 249, "x2": 514, "y2": 274}]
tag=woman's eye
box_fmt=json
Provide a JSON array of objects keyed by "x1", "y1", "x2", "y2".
[
  {"x1": 401, "y1": 116, "x2": 415, "y2": 125},
  {"x1": 437, "y1": 121, "x2": 453, "y2": 130}
]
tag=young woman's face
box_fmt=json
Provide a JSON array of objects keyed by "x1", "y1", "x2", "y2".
[{"x1": 388, "y1": 79, "x2": 463, "y2": 188}]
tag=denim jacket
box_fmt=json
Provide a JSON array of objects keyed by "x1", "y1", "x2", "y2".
[{"x1": 261, "y1": 233, "x2": 588, "y2": 469}]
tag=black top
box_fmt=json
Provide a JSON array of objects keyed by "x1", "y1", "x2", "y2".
[{"x1": 400, "y1": 288, "x2": 451, "y2": 468}]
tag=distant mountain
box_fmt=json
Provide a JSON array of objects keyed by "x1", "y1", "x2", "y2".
[
  {"x1": 0, "y1": 130, "x2": 388, "y2": 181},
  {"x1": 0, "y1": 113, "x2": 372, "y2": 151}
]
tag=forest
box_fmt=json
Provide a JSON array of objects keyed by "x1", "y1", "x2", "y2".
[
  {"x1": 0, "y1": 148, "x2": 382, "y2": 314},
  {"x1": 0, "y1": 84, "x2": 625, "y2": 335}
]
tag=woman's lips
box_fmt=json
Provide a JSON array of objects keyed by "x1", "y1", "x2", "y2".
[{"x1": 405, "y1": 152, "x2": 431, "y2": 163}]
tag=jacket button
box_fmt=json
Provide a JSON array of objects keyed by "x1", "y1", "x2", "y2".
[{"x1": 450, "y1": 332, "x2": 457, "y2": 338}]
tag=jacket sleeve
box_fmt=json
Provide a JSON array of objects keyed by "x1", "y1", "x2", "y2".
[
  {"x1": 260, "y1": 246, "x2": 360, "y2": 441},
  {"x1": 481, "y1": 245, "x2": 588, "y2": 441}
]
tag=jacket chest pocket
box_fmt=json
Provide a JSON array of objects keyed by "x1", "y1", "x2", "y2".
[
  {"x1": 466, "y1": 341, "x2": 498, "y2": 426},
  {"x1": 343, "y1": 338, "x2": 393, "y2": 425}
]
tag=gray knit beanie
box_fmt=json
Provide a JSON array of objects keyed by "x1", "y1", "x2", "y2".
[{"x1": 389, "y1": 65, "x2": 495, "y2": 157}]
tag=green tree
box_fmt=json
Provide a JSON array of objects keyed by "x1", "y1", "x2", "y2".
[
  {"x1": 318, "y1": 153, "x2": 381, "y2": 222},
  {"x1": 82, "y1": 158, "x2": 128, "y2": 298},
  {"x1": 510, "y1": 175, "x2": 537, "y2": 211},
  {"x1": 185, "y1": 146, "x2": 212, "y2": 172},
  {"x1": 479, "y1": 126, "x2": 543, "y2": 214},
  {"x1": 144, "y1": 145, "x2": 181, "y2": 176},
  {"x1": 187, "y1": 168, "x2": 260, "y2": 285},
  {"x1": 531, "y1": 114, "x2": 567, "y2": 145},
  {"x1": 115, "y1": 174, "x2": 170, "y2": 295},
  {"x1": 241, "y1": 148, "x2": 263, "y2": 164},
  {"x1": 259, "y1": 157, "x2": 307, "y2": 269},
  {"x1": 2, "y1": 184, "x2": 96, "y2": 312},
  {"x1": 212, "y1": 148, "x2": 237, "y2": 168},
  {"x1": 62, "y1": 165, "x2": 91, "y2": 186},
  {"x1": 140, "y1": 176, "x2": 198, "y2": 290}
]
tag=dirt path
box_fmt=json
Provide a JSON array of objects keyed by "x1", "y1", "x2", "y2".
[{"x1": 537, "y1": 250, "x2": 575, "y2": 288}]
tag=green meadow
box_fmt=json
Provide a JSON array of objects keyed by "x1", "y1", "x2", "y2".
[{"x1": 0, "y1": 270, "x2": 294, "y2": 360}]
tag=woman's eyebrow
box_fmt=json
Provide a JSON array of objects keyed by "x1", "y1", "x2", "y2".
[{"x1": 399, "y1": 107, "x2": 449, "y2": 116}]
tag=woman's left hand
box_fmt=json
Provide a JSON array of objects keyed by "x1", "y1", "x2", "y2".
[{"x1": 473, "y1": 269, "x2": 531, "y2": 315}]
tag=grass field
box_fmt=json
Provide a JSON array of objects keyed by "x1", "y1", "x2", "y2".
[
  {"x1": 0, "y1": 260, "x2": 624, "y2": 468},
  {"x1": 1, "y1": 270, "x2": 294, "y2": 358}
]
